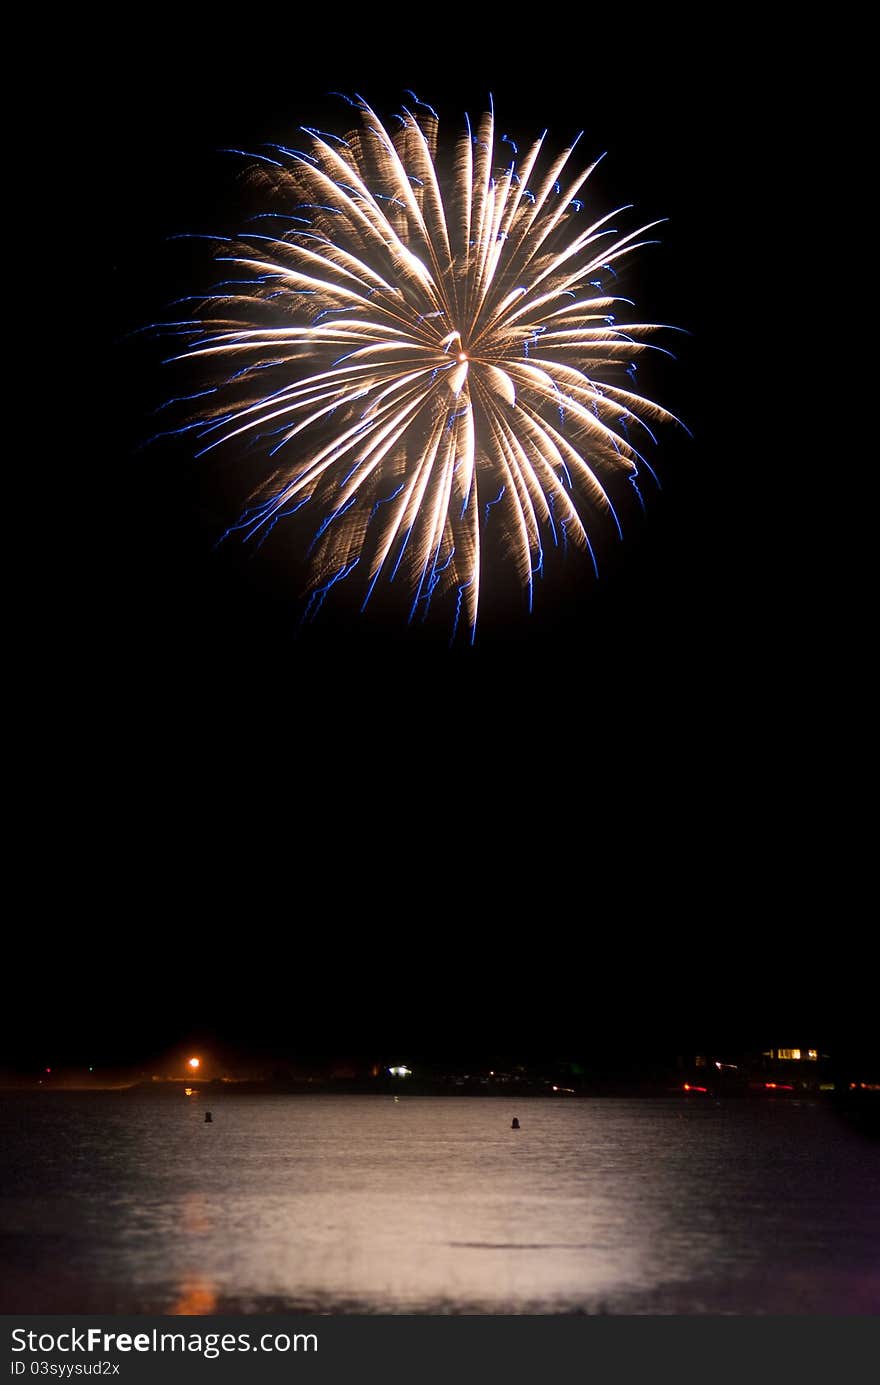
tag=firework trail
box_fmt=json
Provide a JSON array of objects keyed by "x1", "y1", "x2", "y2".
[{"x1": 169, "y1": 94, "x2": 681, "y2": 641}]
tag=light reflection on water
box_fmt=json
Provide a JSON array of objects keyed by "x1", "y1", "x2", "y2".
[
  {"x1": 0, "y1": 1094, "x2": 877, "y2": 1314},
  {"x1": 169, "y1": 1277, "x2": 218, "y2": 1316}
]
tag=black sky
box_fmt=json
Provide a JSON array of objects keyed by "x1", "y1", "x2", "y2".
[{"x1": 11, "y1": 18, "x2": 867, "y2": 1070}]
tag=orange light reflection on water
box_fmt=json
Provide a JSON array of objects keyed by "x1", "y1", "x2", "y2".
[{"x1": 169, "y1": 1278, "x2": 217, "y2": 1315}]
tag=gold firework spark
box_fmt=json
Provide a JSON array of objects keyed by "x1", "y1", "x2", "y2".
[{"x1": 176, "y1": 94, "x2": 681, "y2": 640}]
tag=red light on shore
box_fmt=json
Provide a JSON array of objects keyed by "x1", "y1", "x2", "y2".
[
  {"x1": 765, "y1": 1082, "x2": 793, "y2": 1091},
  {"x1": 683, "y1": 1083, "x2": 708, "y2": 1093},
  {"x1": 45, "y1": 1068, "x2": 51, "y2": 1074}
]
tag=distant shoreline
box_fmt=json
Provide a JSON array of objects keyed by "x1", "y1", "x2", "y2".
[{"x1": 0, "y1": 1078, "x2": 848, "y2": 1101}]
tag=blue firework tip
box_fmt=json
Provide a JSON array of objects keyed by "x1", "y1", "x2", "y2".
[
  {"x1": 214, "y1": 493, "x2": 314, "y2": 550},
  {"x1": 459, "y1": 469, "x2": 474, "y2": 520},
  {"x1": 308, "y1": 495, "x2": 357, "y2": 554},
  {"x1": 227, "y1": 360, "x2": 284, "y2": 382},
  {"x1": 623, "y1": 406, "x2": 657, "y2": 447},
  {"x1": 628, "y1": 464, "x2": 647, "y2": 515},
  {"x1": 366, "y1": 124, "x2": 396, "y2": 156},
  {"x1": 525, "y1": 551, "x2": 539, "y2": 611},
  {"x1": 188, "y1": 415, "x2": 254, "y2": 457},
  {"x1": 220, "y1": 148, "x2": 283, "y2": 168},
  {"x1": 265, "y1": 144, "x2": 318, "y2": 165},
  {"x1": 144, "y1": 409, "x2": 237, "y2": 448},
  {"x1": 483, "y1": 484, "x2": 506, "y2": 527},
  {"x1": 311, "y1": 305, "x2": 359, "y2": 325},
  {"x1": 208, "y1": 277, "x2": 277, "y2": 291},
  {"x1": 402, "y1": 91, "x2": 439, "y2": 121},
  {"x1": 267, "y1": 432, "x2": 295, "y2": 458},
  {"x1": 213, "y1": 498, "x2": 272, "y2": 546},
  {"x1": 303, "y1": 558, "x2": 360, "y2": 624},
  {"x1": 416, "y1": 542, "x2": 456, "y2": 621},
  {"x1": 387, "y1": 522, "x2": 414, "y2": 583},
  {"x1": 167, "y1": 293, "x2": 231, "y2": 308},
  {"x1": 501, "y1": 133, "x2": 518, "y2": 155},
  {"x1": 428, "y1": 542, "x2": 455, "y2": 589},
  {"x1": 191, "y1": 375, "x2": 305, "y2": 451},
  {"x1": 327, "y1": 91, "x2": 369, "y2": 111},
  {"x1": 340, "y1": 449, "x2": 370, "y2": 488},
  {"x1": 126, "y1": 318, "x2": 201, "y2": 340},
  {"x1": 245, "y1": 213, "x2": 311, "y2": 225},
  {"x1": 583, "y1": 531, "x2": 599, "y2": 580},
  {"x1": 301, "y1": 126, "x2": 351, "y2": 148},
  {"x1": 370, "y1": 483, "x2": 405, "y2": 518},
  {"x1": 153, "y1": 387, "x2": 218, "y2": 413},
  {"x1": 409, "y1": 531, "x2": 450, "y2": 622},
  {"x1": 635, "y1": 455, "x2": 662, "y2": 491},
  {"x1": 449, "y1": 576, "x2": 476, "y2": 647},
  {"x1": 257, "y1": 416, "x2": 306, "y2": 446}
]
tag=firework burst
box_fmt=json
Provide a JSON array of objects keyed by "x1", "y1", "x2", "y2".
[{"x1": 170, "y1": 94, "x2": 681, "y2": 641}]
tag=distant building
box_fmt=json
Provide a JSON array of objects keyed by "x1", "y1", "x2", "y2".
[
  {"x1": 763, "y1": 1048, "x2": 820, "y2": 1062},
  {"x1": 756, "y1": 1046, "x2": 830, "y2": 1092},
  {"x1": 679, "y1": 1047, "x2": 831, "y2": 1094}
]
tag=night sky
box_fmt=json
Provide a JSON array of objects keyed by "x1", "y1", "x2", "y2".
[{"x1": 12, "y1": 19, "x2": 867, "y2": 1075}]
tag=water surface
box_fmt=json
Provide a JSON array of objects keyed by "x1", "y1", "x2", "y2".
[{"x1": 1, "y1": 1093, "x2": 877, "y2": 1313}]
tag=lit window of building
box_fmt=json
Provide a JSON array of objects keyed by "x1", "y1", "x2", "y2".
[
  {"x1": 806, "y1": 1050, "x2": 818, "y2": 1060},
  {"x1": 776, "y1": 1048, "x2": 801, "y2": 1060}
]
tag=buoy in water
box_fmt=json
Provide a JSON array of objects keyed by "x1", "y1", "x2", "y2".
[
  {"x1": 204, "y1": 1112, "x2": 213, "y2": 1123},
  {"x1": 511, "y1": 1117, "x2": 520, "y2": 1129}
]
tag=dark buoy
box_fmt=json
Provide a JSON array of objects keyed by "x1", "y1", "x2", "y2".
[
  {"x1": 511, "y1": 1117, "x2": 520, "y2": 1129},
  {"x1": 204, "y1": 1112, "x2": 213, "y2": 1123}
]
